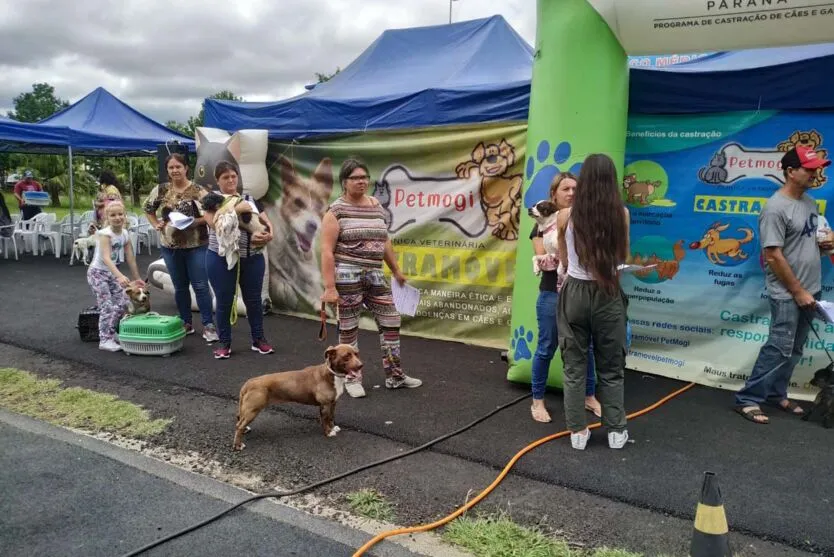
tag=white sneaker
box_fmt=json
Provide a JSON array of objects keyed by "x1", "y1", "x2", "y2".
[
  {"x1": 99, "y1": 339, "x2": 122, "y2": 352},
  {"x1": 385, "y1": 375, "x2": 423, "y2": 389},
  {"x1": 345, "y1": 381, "x2": 366, "y2": 398},
  {"x1": 202, "y1": 325, "x2": 219, "y2": 343},
  {"x1": 570, "y1": 428, "x2": 590, "y2": 450},
  {"x1": 608, "y1": 430, "x2": 629, "y2": 449}
]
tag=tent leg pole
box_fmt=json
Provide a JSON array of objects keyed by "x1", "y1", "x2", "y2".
[
  {"x1": 68, "y1": 146, "x2": 75, "y2": 244},
  {"x1": 129, "y1": 158, "x2": 134, "y2": 208}
]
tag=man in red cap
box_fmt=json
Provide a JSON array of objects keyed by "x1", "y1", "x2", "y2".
[{"x1": 736, "y1": 146, "x2": 832, "y2": 424}]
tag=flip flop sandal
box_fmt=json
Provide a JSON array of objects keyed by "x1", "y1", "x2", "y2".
[
  {"x1": 531, "y1": 405, "x2": 552, "y2": 423},
  {"x1": 736, "y1": 406, "x2": 769, "y2": 424},
  {"x1": 585, "y1": 404, "x2": 602, "y2": 418},
  {"x1": 775, "y1": 400, "x2": 805, "y2": 415}
]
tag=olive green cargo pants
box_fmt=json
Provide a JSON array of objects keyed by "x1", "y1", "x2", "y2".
[{"x1": 558, "y1": 276, "x2": 628, "y2": 433}]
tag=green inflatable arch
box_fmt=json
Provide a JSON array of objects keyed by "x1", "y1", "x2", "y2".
[{"x1": 507, "y1": 0, "x2": 834, "y2": 388}]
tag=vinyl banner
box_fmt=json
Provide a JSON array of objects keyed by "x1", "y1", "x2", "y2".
[
  {"x1": 589, "y1": 0, "x2": 834, "y2": 55},
  {"x1": 623, "y1": 111, "x2": 834, "y2": 400},
  {"x1": 260, "y1": 123, "x2": 527, "y2": 348}
]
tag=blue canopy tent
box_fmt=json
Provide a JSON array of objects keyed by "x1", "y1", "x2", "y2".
[
  {"x1": 0, "y1": 118, "x2": 72, "y2": 154},
  {"x1": 1, "y1": 87, "x2": 195, "y2": 239},
  {"x1": 205, "y1": 15, "x2": 534, "y2": 139},
  {"x1": 204, "y1": 15, "x2": 834, "y2": 138}
]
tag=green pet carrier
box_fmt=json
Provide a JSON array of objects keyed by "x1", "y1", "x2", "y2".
[{"x1": 118, "y1": 313, "x2": 186, "y2": 356}]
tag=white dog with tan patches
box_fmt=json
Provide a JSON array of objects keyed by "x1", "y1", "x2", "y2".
[{"x1": 527, "y1": 199, "x2": 560, "y2": 275}]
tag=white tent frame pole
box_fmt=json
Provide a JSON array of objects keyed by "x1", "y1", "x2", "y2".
[
  {"x1": 68, "y1": 146, "x2": 75, "y2": 242},
  {"x1": 129, "y1": 158, "x2": 134, "y2": 207}
]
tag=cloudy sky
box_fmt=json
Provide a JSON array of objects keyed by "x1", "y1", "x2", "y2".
[{"x1": 0, "y1": 0, "x2": 535, "y2": 126}]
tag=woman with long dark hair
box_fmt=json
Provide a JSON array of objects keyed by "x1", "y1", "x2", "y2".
[{"x1": 556, "y1": 153, "x2": 630, "y2": 451}]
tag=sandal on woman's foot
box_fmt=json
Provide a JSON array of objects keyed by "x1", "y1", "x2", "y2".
[
  {"x1": 736, "y1": 405, "x2": 769, "y2": 424},
  {"x1": 585, "y1": 397, "x2": 602, "y2": 418},
  {"x1": 775, "y1": 399, "x2": 805, "y2": 415},
  {"x1": 531, "y1": 403, "x2": 551, "y2": 423}
]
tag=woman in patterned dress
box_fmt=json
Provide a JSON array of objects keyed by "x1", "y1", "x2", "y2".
[
  {"x1": 319, "y1": 157, "x2": 423, "y2": 398},
  {"x1": 143, "y1": 153, "x2": 218, "y2": 342}
]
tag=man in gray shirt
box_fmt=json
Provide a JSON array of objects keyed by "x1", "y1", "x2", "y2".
[{"x1": 736, "y1": 146, "x2": 832, "y2": 424}]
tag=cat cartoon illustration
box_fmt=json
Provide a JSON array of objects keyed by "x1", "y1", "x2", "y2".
[
  {"x1": 698, "y1": 151, "x2": 729, "y2": 184},
  {"x1": 194, "y1": 130, "x2": 242, "y2": 192}
]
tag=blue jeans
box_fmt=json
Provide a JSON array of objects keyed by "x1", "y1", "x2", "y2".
[
  {"x1": 735, "y1": 294, "x2": 819, "y2": 408},
  {"x1": 160, "y1": 245, "x2": 214, "y2": 327},
  {"x1": 206, "y1": 250, "x2": 266, "y2": 347},
  {"x1": 532, "y1": 290, "x2": 595, "y2": 400}
]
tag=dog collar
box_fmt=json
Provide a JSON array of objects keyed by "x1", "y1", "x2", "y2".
[
  {"x1": 326, "y1": 364, "x2": 346, "y2": 378},
  {"x1": 542, "y1": 222, "x2": 558, "y2": 235}
]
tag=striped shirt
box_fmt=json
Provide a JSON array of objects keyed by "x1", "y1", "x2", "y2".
[
  {"x1": 207, "y1": 194, "x2": 265, "y2": 258},
  {"x1": 329, "y1": 197, "x2": 389, "y2": 269}
]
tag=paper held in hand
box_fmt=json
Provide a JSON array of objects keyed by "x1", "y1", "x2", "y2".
[
  {"x1": 167, "y1": 211, "x2": 194, "y2": 231},
  {"x1": 392, "y1": 281, "x2": 421, "y2": 317},
  {"x1": 617, "y1": 263, "x2": 657, "y2": 274},
  {"x1": 814, "y1": 300, "x2": 834, "y2": 324}
]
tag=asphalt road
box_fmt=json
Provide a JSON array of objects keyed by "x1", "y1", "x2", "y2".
[
  {"x1": 0, "y1": 409, "x2": 419, "y2": 557},
  {"x1": 1, "y1": 254, "x2": 832, "y2": 555}
]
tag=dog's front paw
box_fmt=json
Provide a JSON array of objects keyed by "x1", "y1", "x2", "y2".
[
  {"x1": 233, "y1": 442, "x2": 246, "y2": 451},
  {"x1": 327, "y1": 425, "x2": 341, "y2": 437}
]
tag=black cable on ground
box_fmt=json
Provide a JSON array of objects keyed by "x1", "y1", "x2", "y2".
[{"x1": 118, "y1": 391, "x2": 532, "y2": 557}]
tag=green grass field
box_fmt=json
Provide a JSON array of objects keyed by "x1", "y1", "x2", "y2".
[{"x1": 2, "y1": 191, "x2": 143, "y2": 219}]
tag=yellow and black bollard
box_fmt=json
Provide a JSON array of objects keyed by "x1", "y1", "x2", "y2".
[{"x1": 691, "y1": 471, "x2": 731, "y2": 557}]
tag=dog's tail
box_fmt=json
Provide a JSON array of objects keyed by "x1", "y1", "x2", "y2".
[{"x1": 739, "y1": 227, "x2": 754, "y2": 243}]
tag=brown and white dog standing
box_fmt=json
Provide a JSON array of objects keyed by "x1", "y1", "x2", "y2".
[{"x1": 233, "y1": 344, "x2": 362, "y2": 450}]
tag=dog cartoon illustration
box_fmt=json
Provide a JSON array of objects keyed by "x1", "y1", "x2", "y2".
[
  {"x1": 777, "y1": 130, "x2": 828, "y2": 188},
  {"x1": 655, "y1": 240, "x2": 686, "y2": 280},
  {"x1": 262, "y1": 155, "x2": 334, "y2": 311},
  {"x1": 698, "y1": 151, "x2": 729, "y2": 185},
  {"x1": 622, "y1": 174, "x2": 661, "y2": 205},
  {"x1": 455, "y1": 140, "x2": 523, "y2": 241},
  {"x1": 689, "y1": 222, "x2": 754, "y2": 264}
]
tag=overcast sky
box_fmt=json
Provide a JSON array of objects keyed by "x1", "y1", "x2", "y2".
[{"x1": 0, "y1": 0, "x2": 535, "y2": 125}]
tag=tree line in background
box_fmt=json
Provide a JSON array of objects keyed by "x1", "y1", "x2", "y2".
[{"x1": 1, "y1": 69, "x2": 340, "y2": 208}]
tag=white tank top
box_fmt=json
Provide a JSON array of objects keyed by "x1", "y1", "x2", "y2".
[{"x1": 565, "y1": 221, "x2": 594, "y2": 280}]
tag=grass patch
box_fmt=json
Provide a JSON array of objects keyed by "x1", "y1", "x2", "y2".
[
  {"x1": 591, "y1": 550, "x2": 643, "y2": 557},
  {"x1": 0, "y1": 368, "x2": 171, "y2": 437},
  {"x1": 345, "y1": 489, "x2": 395, "y2": 522},
  {"x1": 443, "y1": 514, "x2": 661, "y2": 557},
  {"x1": 444, "y1": 514, "x2": 572, "y2": 557}
]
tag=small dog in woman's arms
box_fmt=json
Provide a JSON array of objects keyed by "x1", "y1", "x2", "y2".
[{"x1": 528, "y1": 200, "x2": 560, "y2": 275}]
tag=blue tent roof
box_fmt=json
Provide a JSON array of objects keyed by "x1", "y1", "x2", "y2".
[
  {"x1": 38, "y1": 87, "x2": 195, "y2": 154},
  {"x1": 205, "y1": 17, "x2": 834, "y2": 138},
  {"x1": 0, "y1": 118, "x2": 72, "y2": 154},
  {"x1": 629, "y1": 43, "x2": 834, "y2": 113},
  {"x1": 205, "y1": 15, "x2": 533, "y2": 138}
]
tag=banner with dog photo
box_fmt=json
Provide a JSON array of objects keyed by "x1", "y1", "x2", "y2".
[
  {"x1": 616, "y1": 111, "x2": 834, "y2": 401},
  {"x1": 259, "y1": 122, "x2": 527, "y2": 348}
]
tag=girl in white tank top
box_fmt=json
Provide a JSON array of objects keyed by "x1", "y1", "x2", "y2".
[{"x1": 555, "y1": 154, "x2": 630, "y2": 452}]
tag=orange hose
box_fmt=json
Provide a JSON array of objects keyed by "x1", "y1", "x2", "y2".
[{"x1": 352, "y1": 381, "x2": 697, "y2": 556}]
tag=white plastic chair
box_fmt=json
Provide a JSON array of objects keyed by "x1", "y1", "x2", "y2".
[
  {"x1": 38, "y1": 213, "x2": 66, "y2": 258},
  {"x1": 14, "y1": 213, "x2": 54, "y2": 255},
  {"x1": 0, "y1": 223, "x2": 18, "y2": 259}
]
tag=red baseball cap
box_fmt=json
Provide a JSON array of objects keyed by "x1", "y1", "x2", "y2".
[{"x1": 782, "y1": 145, "x2": 831, "y2": 170}]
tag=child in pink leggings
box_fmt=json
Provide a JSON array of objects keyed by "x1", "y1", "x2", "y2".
[{"x1": 86, "y1": 201, "x2": 144, "y2": 352}]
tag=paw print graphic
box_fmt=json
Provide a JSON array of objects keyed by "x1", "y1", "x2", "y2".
[
  {"x1": 523, "y1": 140, "x2": 583, "y2": 208},
  {"x1": 511, "y1": 325, "x2": 534, "y2": 362}
]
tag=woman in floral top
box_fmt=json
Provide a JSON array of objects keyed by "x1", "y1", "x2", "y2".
[{"x1": 143, "y1": 153, "x2": 217, "y2": 341}]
